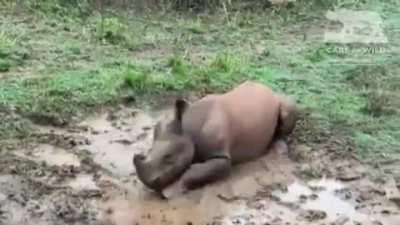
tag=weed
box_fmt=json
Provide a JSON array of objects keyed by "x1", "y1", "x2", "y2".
[
  {"x1": 167, "y1": 55, "x2": 189, "y2": 77},
  {"x1": 296, "y1": 165, "x2": 323, "y2": 180},
  {"x1": 210, "y1": 52, "x2": 240, "y2": 73},
  {"x1": 362, "y1": 90, "x2": 395, "y2": 117},
  {"x1": 0, "y1": 31, "x2": 15, "y2": 58},
  {"x1": 185, "y1": 20, "x2": 206, "y2": 34},
  {"x1": 0, "y1": 59, "x2": 11, "y2": 72},
  {"x1": 65, "y1": 44, "x2": 82, "y2": 55},
  {"x1": 96, "y1": 16, "x2": 126, "y2": 44},
  {"x1": 0, "y1": 31, "x2": 28, "y2": 71},
  {"x1": 0, "y1": 112, "x2": 33, "y2": 139},
  {"x1": 123, "y1": 65, "x2": 151, "y2": 94}
]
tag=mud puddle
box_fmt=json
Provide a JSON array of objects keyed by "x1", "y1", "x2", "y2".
[
  {"x1": 273, "y1": 179, "x2": 355, "y2": 219},
  {"x1": 0, "y1": 106, "x2": 399, "y2": 225},
  {"x1": 66, "y1": 174, "x2": 100, "y2": 191},
  {"x1": 73, "y1": 110, "x2": 155, "y2": 177},
  {"x1": 14, "y1": 144, "x2": 81, "y2": 167},
  {"x1": 272, "y1": 178, "x2": 400, "y2": 225}
]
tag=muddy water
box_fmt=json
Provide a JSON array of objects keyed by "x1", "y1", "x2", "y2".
[
  {"x1": 67, "y1": 174, "x2": 100, "y2": 191},
  {"x1": 76, "y1": 111, "x2": 155, "y2": 177},
  {"x1": 278, "y1": 178, "x2": 400, "y2": 225},
  {"x1": 1, "y1": 106, "x2": 399, "y2": 225},
  {"x1": 15, "y1": 144, "x2": 81, "y2": 167}
]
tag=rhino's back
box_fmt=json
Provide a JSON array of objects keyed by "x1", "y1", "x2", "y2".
[{"x1": 182, "y1": 81, "x2": 281, "y2": 164}]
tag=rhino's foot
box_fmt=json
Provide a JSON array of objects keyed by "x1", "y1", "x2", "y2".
[
  {"x1": 162, "y1": 180, "x2": 188, "y2": 199},
  {"x1": 162, "y1": 157, "x2": 231, "y2": 199},
  {"x1": 181, "y1": 157, "x2": 231, "y2": 190}
]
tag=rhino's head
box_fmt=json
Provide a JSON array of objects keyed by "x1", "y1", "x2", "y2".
[{"x1": 133, "y1": 99, "x2": 194, "y2": 192}]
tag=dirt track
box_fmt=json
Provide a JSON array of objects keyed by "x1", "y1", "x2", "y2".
[{"x1": 0, "y1": 106, "x2": 399, "y2": 225}]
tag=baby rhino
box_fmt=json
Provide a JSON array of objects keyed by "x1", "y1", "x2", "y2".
[{"x1": 133, "y1": 81, "x2": 297, "y2": 197}]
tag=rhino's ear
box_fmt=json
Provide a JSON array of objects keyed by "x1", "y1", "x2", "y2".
[{"x1": 174, "y1": 98, "x2": 189, "y2": 122}]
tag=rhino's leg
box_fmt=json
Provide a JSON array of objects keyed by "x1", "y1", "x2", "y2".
[
  {"x1": 275, "y1": 94, "x2": 298, "y2": 138},
  {"x1": 162, "y1": 157, "x2": 231, "y2": 198},
  {"x1": 181, "y1": 157, "x2": 231, "y2": 190}
]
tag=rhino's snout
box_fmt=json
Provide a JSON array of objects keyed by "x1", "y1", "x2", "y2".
[
  {"x1": 133, "y1": 154, "x2": 152, "y2": 185},
  {"x1": 134, "y1": 154, "x2": 164, "y2": 191},
  {"x1": 149, "y1": 176, "x2": 162, "y2": 189}
]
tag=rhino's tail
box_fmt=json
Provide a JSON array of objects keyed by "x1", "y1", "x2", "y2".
[{"x1": 274, "y1": 94, "x2": 298, "y2": 139}]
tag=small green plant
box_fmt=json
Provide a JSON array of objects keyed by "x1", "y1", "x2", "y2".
[
  {"x1": 307, "y1": 45, "x2": 328, "y2": 63},
  {"x1": 354, "y1": 132, "x2": 377, "y2": 154},
  {"x1": 123, "y1": 63, "x2": 192, "y2": 95},
  {"x1": 0, "y1": 112, "x2": 33, "y2": 139},
  {"x1": 0, "y1": 31, "x2": 15, "y2": 58},
  {"x1": 66, "y1": 45, "x2": 82, "y2": 55},
  {"x1": 96, "y1": 16, "x2": 126, "y2": 44},
  {"x1": 185, "y1": 20, "x2": 206, "y2": 34},
  {"x1": 0, "y1": 32, "x2": 26, "y2": 72},
  {"x1": 210, "y1": 53, "x2": 239, "y2": 73},
  {"x1": 123, "y1": 66, "x2": 151, "y2": 94},
  {"x1": 0, "y1": 59, "x2": 11, "y2": 72},
  {"x1": 167, "y1": 55, "x2": 189, "y2": 77},
  {"x1": 362, "y1": 90, "x2": 394, "y2": 117},
  {"x1": 154, "y1": 75, "x2": 189, "y2": 92}
]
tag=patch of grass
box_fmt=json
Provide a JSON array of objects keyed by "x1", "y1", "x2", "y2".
[
  {"x1": 0, "y1": 68, "x2": 124, "y2": 127},
  {"x1": 210, "y1": 52, "x2": 240, "y2": 73},
  {"x1": 184, "y1": 20, "x2": 207, "y2": 34},
  {"x1": 21, "y1": 0, "x2": 91, "y2": 19},
  {"x1": 0, "y1": 31, "x2": 28, "y2": 72},
  {"x1": 0, "y1": 112, "x2": 33, "y2": 139},
  {"x1": 94, "y1": 15, "x2": 136, "y2": 48},
  {"x1": 64, "y1": 43, "x2": 82, "y2": 55},
  {"x1": 362, "y1": 90, "x2": 395, "y2": 117},
  {"x1": 123, "y1": 52, "x2": 247, "y2": 95},
  {"x1": 0, "y1": 59, "x2": 11, "y2": 72},
  {"x1": 167, "y1": 55, "x2": 189, "y2": 77},
  {"x1": 123, "y1": 65, "x2": 152, "y2": 94},
  {"x1": 96, "y1": 17, "x2": 124, "y2": 41},
  {"x1": 190, "y1": 52, "x2": 248, "y2": 91},
  {"x1": 0, "y1": 31, "x2": 15, "y2": 58}
]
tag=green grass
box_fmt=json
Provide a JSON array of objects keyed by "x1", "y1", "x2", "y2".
[
  {"x1": 0, "y1": 30, "x2": 22, "y2": 72},
  {"x1": 0, "y1": 69, "x2": 124, "y2": 124},
  {"x1": 0, "y1": 0, "x2": 399, "y2": 161}
]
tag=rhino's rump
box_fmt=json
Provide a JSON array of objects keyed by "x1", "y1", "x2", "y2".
[{"x1": 224, "y1": 88, "x2": 280, "y2": 163}]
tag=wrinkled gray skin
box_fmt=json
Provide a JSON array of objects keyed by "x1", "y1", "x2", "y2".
[
  {"x1": 133, "y1": 81, "x2": 298, "y2": 196},
  {"x1": 133, "y1": 105, "x2": 195, "y2": 192}
]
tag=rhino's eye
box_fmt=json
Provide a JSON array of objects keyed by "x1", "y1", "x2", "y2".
[
  {"x1": 172, "y1": 142, "x2": 185, "y2": 153},
  {"x1": 163, "y1": 153, "x2": 174, "y2": 163}
]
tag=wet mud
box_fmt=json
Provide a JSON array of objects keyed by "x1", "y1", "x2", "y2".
[{"x1": 0, "y1": 106, "x2": 399, "y2": 225}]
